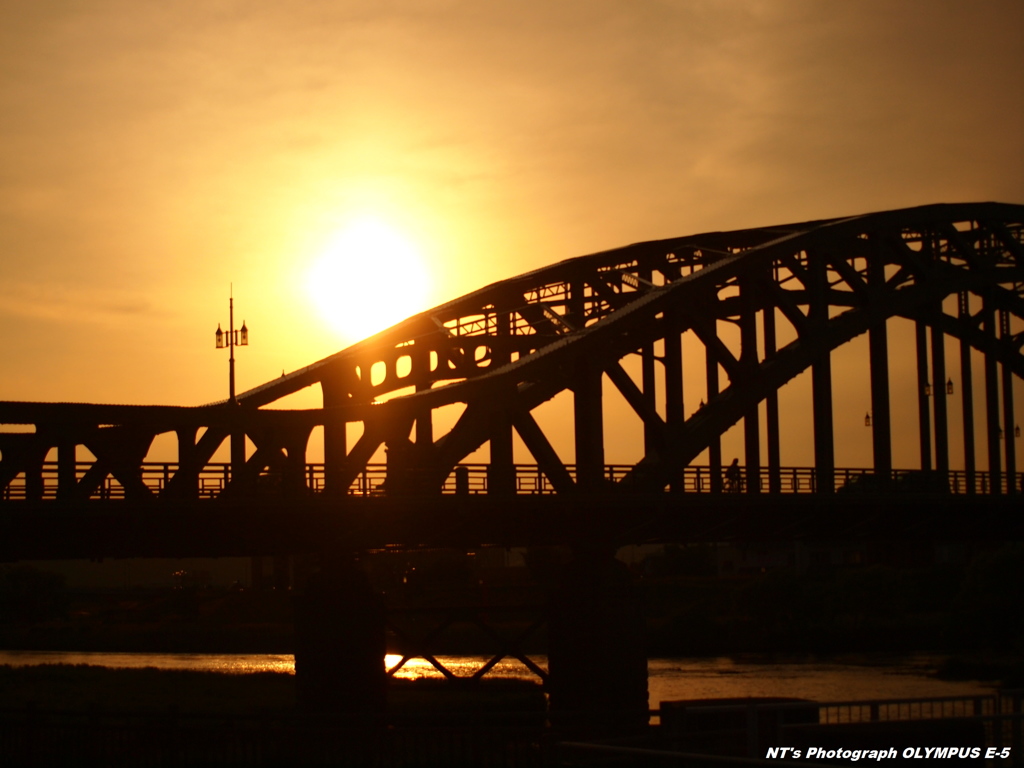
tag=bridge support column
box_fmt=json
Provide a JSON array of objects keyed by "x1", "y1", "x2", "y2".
[
  {"x1": 740, "y1": 277, "x2": 760, "y2": 493},
  {"x1": 57, "y1": 439, "x2": 76, "y2": 501},
  {"x1": 488, "y1": 405, "x2": 516, "y2": 496},
  {"x1": 664, "y1": 309, "x2": 685, "y2": 492},
  {"x1": 763, "y1": 306, "x2": 781, "y2": 493},
  {"x1": 293, "y1": 556, "x2": 387, "y2": 714},
  {"x1": 983, "y1": 299, "x2": 1001, "y2": 493},
  {"x1": 706, "y1": 343, "x2": 722, "y2": 492},
  {"x1": 573, "y1": 361, "x2": 605, "y2": 490},
  {"x1": 1000, "y1": 310, "x2": 1017, "y2": 493},
  {"x1": 229, "y1": 407, "x2": 246, "y2": 488},
  {"x1": 174, "y1": 428, "x2": 199, "y2": 500},
  {"x1": 547, "y1": 547, "x2": 647, "y2": 735},
  {"x1": 868, "y1": 250, "x2": 892, "y2": 482},
  {"x1": 930, "y1": 306, "x2": 950, "y2": 475},
  {"x1": 868, "y1": 320, "x2": 892, "y2": 481},
  {"x1": 322, "y1": 380, "x2": 348, "y2": 496},
  {"x1": 811, "y1": 358, "x2": 834, "y2": 494},
  {"x1": 915, "y1": 321, "x2": 932, "y2": 472},
  {"x1": 958, "y1": 293, "x2": 976, "y2": 493},
  {"x1": 809, "y1": 254, "x2": 834, "y2": 493}
]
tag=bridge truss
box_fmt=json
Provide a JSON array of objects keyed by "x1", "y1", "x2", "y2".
[{"x1": 1, "y1": 202, "x2": 1022, "y2": 557}]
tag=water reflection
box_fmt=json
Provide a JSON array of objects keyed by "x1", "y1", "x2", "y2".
[
  {"x1": 0, "y1": 651, "x2": 994, "y2": 705},
  {"x1": 647, "y1": 656, "x2": 992, "y2": 705},
  {"x1": 0, "y1": 650, "x2": 295, "y2": 675}
]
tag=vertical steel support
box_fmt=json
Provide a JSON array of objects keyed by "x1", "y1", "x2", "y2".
[
  {"x1": 705, "y1": 342, "x2": 722, "y2": 492},
  {"x1": 567, "y1": 279, "x2": 586, "y2": 328},
  {"x1": 322, "y1": 379, "x2": 348, "y2": 496},
  {"x1": 867, "y1": 248, "x2": 892, "y2": 481},
  {"x1": 1000, "y1": 310, "x2": 1017, "y2": 493},
  {"x1": 809, "y1": 254, "x2": 834, "y2": 493},
  {"x1": 740, "y1": 276, "x2": 760, "y2": 492},
  {"x1": 414, "y1": 394, "x2": 432, "y2": 449},
  {"x1": 663, "y1": 306, "x2": 684, "y2": 492},
  {"x1": 664, "y1": 312, "x2": 684, "y2": 427},
  {"x1": 489, "y1": 310, "x2": 516, "y2": 496},
  {"x1": 489, "y1": 405, "x2": 515, "y2": 497},
  {"x1": 282, "y1": 427, "x2": 312, "y2": 495},
  {"x1": 25, "y1": 447, "x2": 44, "y2": 501},
  {"x1": 639, "y1": 269, "x2": 658, "y2": 459},
  {"x1": 57, "y1": 439, "x2": 76, "y2": 501},
  {"x1": 915, "y1": 321, "x2": 932, "y2": 471},
  {"x1": 868, "y1": 320, "x2": 893, "y2": 480},
  {"x1": 983, "y1": 298, "x2": 1002, "y2": 493},
  {"x1": 958, "y1": 293, "x2": 976, "y2": 493},
  {"x1": 175, "y1": 427, "x2": 199, "y2": 500},
  {"x1": 574, "y1": 360, "x2": 605, "y2": 490},
  {"x1": 229, "y1": 416, "x2": 246, "y2": 487},
  {"x1": 763, "y1": 303, "x2": 781, "y2": 493},
  {"x1": 641, "y1": 343, "x2": 657, "y2": 458},
  {"x1": 930, "y1": 308, "x2": 950, "y2": 475}
]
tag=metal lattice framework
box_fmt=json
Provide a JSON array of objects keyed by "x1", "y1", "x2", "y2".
[{"x1": 0, "y1": 202, "x2": 1022, "y2": 555}]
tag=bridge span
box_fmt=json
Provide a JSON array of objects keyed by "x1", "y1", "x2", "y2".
[{"x1": 1, "y1": 201, "x2": 1022, "y2": 560}]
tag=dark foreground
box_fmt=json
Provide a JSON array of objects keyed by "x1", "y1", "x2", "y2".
[{"x1": 0, "y1": 665, "x2": 1021, "y2": 767}]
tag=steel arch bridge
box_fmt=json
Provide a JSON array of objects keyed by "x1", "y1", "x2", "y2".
[{"x1": 1, "y1": 202, "x2": 1022, "y2": 558}]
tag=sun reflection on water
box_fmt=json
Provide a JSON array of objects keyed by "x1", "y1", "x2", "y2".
[{"x1": 384, "y1": 654, "x2": 547, "y2": 680}]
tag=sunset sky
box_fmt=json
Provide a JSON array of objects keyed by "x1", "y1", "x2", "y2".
[{"x1": 1, "y1": 1, "x2": 1022, "y2": 468}]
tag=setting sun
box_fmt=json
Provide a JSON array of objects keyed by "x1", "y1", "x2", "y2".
[{"x1": 306, "y1": 217, "x2": 432, "y2": 342}]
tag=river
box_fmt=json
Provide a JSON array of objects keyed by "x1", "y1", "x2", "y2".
[{"x1": 0, "y1": 650, "x2": 994, "y2": 707}]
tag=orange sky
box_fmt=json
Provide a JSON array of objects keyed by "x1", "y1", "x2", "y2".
[{"x1": 1, "y1": 1, "x2": 1022, "y2": 468}]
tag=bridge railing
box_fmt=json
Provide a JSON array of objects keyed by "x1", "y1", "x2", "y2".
[
  {"x1": 1, "y1": 462, "x2": 1021, "y2": 501},
  {"x1": 658, "y1": 690, "x2": 1024, "y2": 761}
]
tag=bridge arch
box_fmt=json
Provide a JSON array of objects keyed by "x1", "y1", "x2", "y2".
[
  {"x1": 225, "y1": 201, "x2": 1021, "y2": 500},
  {"x1": 0, "y1": 202, "x2": 1019, "y2": 508}
]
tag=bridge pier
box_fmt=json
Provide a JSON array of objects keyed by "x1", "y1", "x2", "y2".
[
  {"x1": 547, "y1": 546, "x2": 648, "y2": 735},
  {"x1": 292, "y1": 556, "x2": 387, "y2": 714}
]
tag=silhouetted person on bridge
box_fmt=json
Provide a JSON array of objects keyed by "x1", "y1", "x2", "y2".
[{"x1": 725, "y1": 458, "x2": 741, "y2": 492}]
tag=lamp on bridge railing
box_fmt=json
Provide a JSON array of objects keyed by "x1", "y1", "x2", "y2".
[
  {"x1": 864, "y1": 412, "x2": 872, "y2": 427},
  {"x1": 946, "y1": 378, "x2": 954, "y2": 395}
]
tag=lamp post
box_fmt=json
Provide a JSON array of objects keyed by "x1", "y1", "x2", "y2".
[
  {"x1": 215, "y1": 288, "x2": 249, "y2": 480},
  {"x1": 215, "y1": 289, "x2": 249, "y2": 404}
]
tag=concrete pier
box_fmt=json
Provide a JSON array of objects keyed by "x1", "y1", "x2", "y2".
[
  {"x1": 546, "y1": 547, "x2": 648, "y2": 733},
  {"x1": 292, "y1": 558, "x2": 387, "y2": 713}
]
